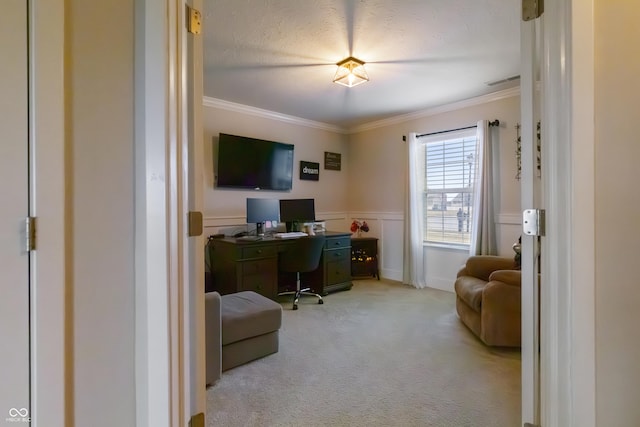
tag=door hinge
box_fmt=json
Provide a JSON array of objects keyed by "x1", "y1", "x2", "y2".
[
  {"x1": 188, "y1": 211, "x2": 203, "y2": 237},
  {"x1": 523, "y1": 209, "x2": 545, "y2": 236},
  {"x1": 522, "y1": 0, "x2": 544, "y2": 21},
  {"x1": 187, "y1": 6, "x2": 202, "y2": 34},
  {"x1": 189, "y1": 412, "x2": 205, "y2": 427},
  {"x1": 25, "y1": 216, "x2": 36, "y2": 251}
]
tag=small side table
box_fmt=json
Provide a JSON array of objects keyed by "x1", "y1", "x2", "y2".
[{"x1": 350, "y1": 237, "x2": 380, "y2": 280}]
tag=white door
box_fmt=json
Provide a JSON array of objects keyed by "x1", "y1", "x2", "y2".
[
  {"x1": 0, "y1": 0, "x2": 31, "y2": 422},
  {"x1": 520, "y1": 8, "x2": 543, "y2": 427}
]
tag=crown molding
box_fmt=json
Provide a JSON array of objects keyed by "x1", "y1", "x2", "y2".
[
  {"x1": 202, "y1": 97, "x2": 347, "y2": 134},
  {"x1": 203, "y1": 86, "x2": 521, "y2": 135},
  {"x1": 349, "y1": 86, "x2": 521, "y2": 134}
]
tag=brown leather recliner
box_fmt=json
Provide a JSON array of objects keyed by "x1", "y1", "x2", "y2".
[{"x1": 454, "y1": 256, "x2": 521, "y2": 347}]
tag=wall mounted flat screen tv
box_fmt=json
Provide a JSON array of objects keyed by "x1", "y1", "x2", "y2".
[{"x1": 215, "y1": 133, "x2": 294, "y2": 191}]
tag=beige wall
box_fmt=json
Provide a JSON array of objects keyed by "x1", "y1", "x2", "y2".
[
  {"x1": 348, "y1": 94, "x2": 521, "y2": 219},
  {"x1": 202, "y1": 103, "x2": 350, "y2": 230},
  {"x1": 68, "y1": 1, "x2": 135, "y2": 426},
  {"x1": 594, "y1": 2, "x2": 640, "y2": 424}
]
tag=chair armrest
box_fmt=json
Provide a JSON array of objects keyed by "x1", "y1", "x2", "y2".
[
  {"x1": 489, "y1": 269, "x2": 521, "y2": 287},
  {"x1": 205, "y1": 291, "x2": 222, "y2": 386},
  {"x1": 482, "y1": 271, "x2": 522, "y2": 346},
  {"x1": 481, "y1": 278, "x2": 522, "y2": 346},
  {"x1": 456, "y1": 265, "x2": 469, "y2": 278},
  {"x1": 463, "y1": 256, "x2": 517, "y2": 281}
]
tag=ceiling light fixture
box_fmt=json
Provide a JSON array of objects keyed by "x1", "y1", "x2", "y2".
[{"x1": 333, "y1": 57, "x2": 369, "y2": 88}]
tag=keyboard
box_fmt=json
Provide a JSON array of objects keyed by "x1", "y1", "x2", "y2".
[{"x1": 274, "y1": 231, "x2": 308, "y2": 239}]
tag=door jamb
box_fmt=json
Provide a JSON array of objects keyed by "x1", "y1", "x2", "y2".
[
  {"x1": 569, "y1": 0, "x2": 596, "y2": 423},
  {"x1": 30, "y1": 0, "x2": 66, "y2": 425},
  {"x1": 540, "y1": 0, "x2": 596, "y2": 425},
  {"x1": 134, "y1": 0, "x2": 205, "y2": 425}
]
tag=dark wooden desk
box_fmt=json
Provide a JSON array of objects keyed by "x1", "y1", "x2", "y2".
[{"x1": 206, "y1": 231, "x2": 352, "y2": 300}]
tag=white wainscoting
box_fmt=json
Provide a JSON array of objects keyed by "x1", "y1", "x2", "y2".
[
  {"x1": 349, "y1": 212, "x2": 405, "y2": 282},
  {"x1": 348, "y1": 211, "x2": 465, "y2": 291},
  {"x1": 423, "y1": 245, "x2": 469, "y2": 293},
  {"x1": 349, "y1": 211, "x2": 522, "y2": 292}
]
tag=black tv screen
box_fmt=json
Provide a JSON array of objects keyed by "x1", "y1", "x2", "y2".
[{"x1": 215, "y1": 133, "x2": 294, "y2": 191}]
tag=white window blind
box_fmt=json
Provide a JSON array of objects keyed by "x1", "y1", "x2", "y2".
[{"x1": 422, "y1": 129, "x2": 478, "y2": 246}]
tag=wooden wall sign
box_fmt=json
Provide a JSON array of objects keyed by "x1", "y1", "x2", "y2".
[{"x1": 324, "y1": 152, "x2": 341, "y2": 171}]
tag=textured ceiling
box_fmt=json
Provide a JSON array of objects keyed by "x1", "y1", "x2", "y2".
[{"x1": 203, "y1": 0, "x2": 520, "y2": 131}]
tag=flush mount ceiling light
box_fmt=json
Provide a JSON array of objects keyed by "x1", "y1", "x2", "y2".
[{"x1": 333, "y1": 56, "x2": 369, "y2": 88}]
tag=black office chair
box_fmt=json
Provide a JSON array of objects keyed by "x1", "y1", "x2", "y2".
[{"x1": 277, "y1": 235, "x2": 326, "y2": 310}]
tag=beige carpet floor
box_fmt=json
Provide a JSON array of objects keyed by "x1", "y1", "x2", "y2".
[{"x1": 206, "y1": 279, "x2": 521, "y2": 427}]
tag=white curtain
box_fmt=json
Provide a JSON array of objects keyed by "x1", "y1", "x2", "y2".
[
  {"x1": 402, "y1": 132, "x2": 427, "y2": 288},
  {"x1": 469, "y1": 120, "x2": 497, "y2": 255}
]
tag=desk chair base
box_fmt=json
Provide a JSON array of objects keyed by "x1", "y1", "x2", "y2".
[
  {"x1": 277, "y1": 237, "x2": 327, "y2": 311},
  {"x1": 278, "y1": 287, "x2": 323, "y2": 310}
]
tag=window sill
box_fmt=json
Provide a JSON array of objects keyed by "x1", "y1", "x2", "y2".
[{"x1": 424, "y1": 242, "x2": 469, "y2": 251}]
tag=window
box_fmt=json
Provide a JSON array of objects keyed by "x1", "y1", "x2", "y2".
[{"x1": 421, "y1": 130, "x2": 478, "y2": 246}]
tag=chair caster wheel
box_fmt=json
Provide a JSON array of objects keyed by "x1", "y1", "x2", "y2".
[
  {"x1": 318, "y1": 299, "x2": 324, "y2": 305},
  {"x1": 293, "y1": 304, "x2": 298, "y2": 310}
]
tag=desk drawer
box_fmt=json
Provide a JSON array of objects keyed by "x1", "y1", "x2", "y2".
[
  {"x1": 240, "y1": 274, "x2": 276, "y2": 297},
  {"x1": 326, "y1": 259, "x2": 351, "y2": 285},
  {"x1": 325, "y1": 236, "x2": 350, "y2": 249},
  {"x1": 242, "y1": 258, "x2": 275, "y2": 275},
  {"x1": 240, "y1": 245, "x2": 277, "y2": 259},
  {"x1": 325, "y1": 248, "x2": 349, "y2": 261},
  {"x1": 240, "y1": 259, "x2": 277, "y2": 298}
]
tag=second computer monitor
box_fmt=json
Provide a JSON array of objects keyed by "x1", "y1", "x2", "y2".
[
  {"x1": 246, "y1": 197, "x2": 280, "y2": 236},
  {"x1": 279, "y1": 198, "x2": 315, "y2": 232}
]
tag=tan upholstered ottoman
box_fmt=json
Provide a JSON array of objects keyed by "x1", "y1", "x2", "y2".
[{"x1": 220, "y1": 291, "x2": 282, "y2": 371}]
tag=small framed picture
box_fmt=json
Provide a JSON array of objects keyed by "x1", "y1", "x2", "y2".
[
  {"x1": 300, "y1": 161, "x2": 320, "y2": 181},
  {"x1": 324, "y1": 152, "x2": 341, "y2": 171}
]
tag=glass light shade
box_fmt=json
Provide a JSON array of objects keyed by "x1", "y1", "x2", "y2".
[{"x1": 333, "y1": 57, "x2": 369, "y2": 88}]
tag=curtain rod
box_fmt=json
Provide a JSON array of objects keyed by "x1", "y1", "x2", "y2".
[
  {"x1": 403, "y1": 119, "x2": 500, "y2": 141},
  {"x1": 417, "y1": 124, "x2": 476, "y2": 139}
]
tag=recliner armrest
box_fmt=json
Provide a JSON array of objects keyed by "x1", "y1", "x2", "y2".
[
  {"x1": 489, "y1": 269, "x2": 521, "y2": 287},
  {"x1": 456, "y1": 265, "x2": 469, "y2": 278},
  {"x1": 463, "y1": 256, "x2": 517, "y2": 281},
  {"x1": 481, "y1": 275, "x2": 522, "y2": 347}
]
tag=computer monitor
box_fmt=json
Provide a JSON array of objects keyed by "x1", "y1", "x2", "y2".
[
  {"x1": 279, "y1": 198, "x2": 315, "y2": 232},
  {"x1": 246, "y1": 198, "x2": 280, "y2": 236}
]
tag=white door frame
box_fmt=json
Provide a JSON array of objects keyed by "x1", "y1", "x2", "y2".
[
  {"x1": 134, "y1": 0, "x2": 205, "y2": 426},
  {"x1": 534, "y1": 0, "x2": 596, "y2": 426},
  {"x1": 567, "y1": 0, "x2": 596, "y2": 424},
  {"x1": 134, "y1": 0, "x2": 173, "y2": 424},
  {"x1": 522, "y1": 1, "x2": 596, "y2": 425},
  {"x1": 181, "y1": 0, "x2": 207, "y2": 418},
  {"x1": 519, "y1": 13, "x2": 541, "y2": 425}
]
